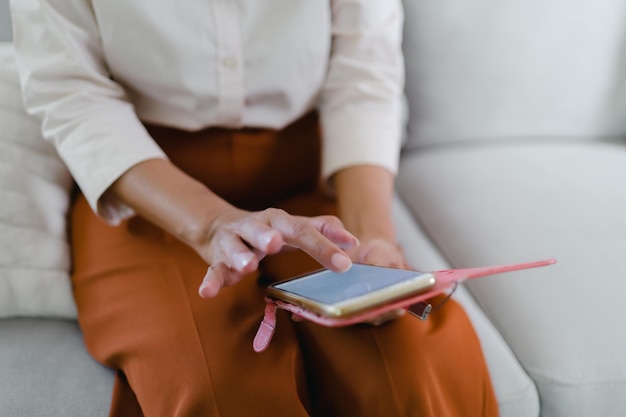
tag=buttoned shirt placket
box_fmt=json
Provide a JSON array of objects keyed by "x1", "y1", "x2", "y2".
[{"x1": 213, "y1": 0, "x2": 245, "y2": 126}]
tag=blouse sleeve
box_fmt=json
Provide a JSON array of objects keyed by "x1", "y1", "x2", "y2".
[
  {"x1": 319, "y1": 0, "x2": 405, "y2": 187},
  {"x1": 10, "y1": 0, "x2": 167, "y2": 225}
]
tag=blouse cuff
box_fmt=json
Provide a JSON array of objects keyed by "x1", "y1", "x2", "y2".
[
  {"x1": 56, "y1": 107, "x2": 167, "y2": 225},
  {"x1": 320, "y1": 107, "x2": 402, "y2": 191}
]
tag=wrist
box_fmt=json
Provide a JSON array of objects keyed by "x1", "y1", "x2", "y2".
[
  {"x1": 174, "y1": 188, "x2": 236, "y2": 248},
  {"x1": 340, "y1": 207, "x2": 396, "y2": 243},
  {"x1": 333, "y1": 164, "x2": 397, "y2": 242}
]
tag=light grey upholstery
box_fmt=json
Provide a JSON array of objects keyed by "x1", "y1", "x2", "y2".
[
  {"x1": 397, "y1": 1, "x2": 626, "y2": 414},
  {"x1": 0, "y1": 319, "x2": 113, "y2": 416},
  {"x1": 0, "y1": 0, "x2": 11, "y2": 42}
]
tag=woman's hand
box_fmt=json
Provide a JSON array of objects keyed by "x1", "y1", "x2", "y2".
[
  {"x1": 107, "y1": 159, "x2": 359, "y2": 298},
  {"x1": 189, "y1": 207, "x2": 359, "y2": 298},
  {"x1": 346, "y1": 237, "x2": 407, "y2": 270}
]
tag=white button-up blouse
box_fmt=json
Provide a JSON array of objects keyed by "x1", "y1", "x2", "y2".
[{"x1": 10, "y1": 0, "x2": 405, "y2": 224}]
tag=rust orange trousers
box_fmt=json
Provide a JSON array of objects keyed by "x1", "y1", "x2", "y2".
[{"x1": 70, "y1": 113, "x2": 498, "y2": 417}]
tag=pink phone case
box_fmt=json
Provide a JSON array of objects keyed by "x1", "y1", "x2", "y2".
[{"x1": 253, "y1": 258, "x2": 557, "y2": 352}]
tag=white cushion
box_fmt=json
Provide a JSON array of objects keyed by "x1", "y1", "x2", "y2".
[
  {"x1": 401, "y1": 0, "x2": 626, "y2": 149},
  {"x1": 0, "y1": 42, "x2": 76, "y2": 318},
  {"x1": 393, "y1": 195, "x2": 539, "y2": 417},
  {"x1": 397, "y1": 141, "x2": 626, "y2": 416}
]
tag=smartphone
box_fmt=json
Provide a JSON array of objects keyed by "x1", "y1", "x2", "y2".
[{"x1": 266, "y1": 264, "x2": 436, "y2": 318}]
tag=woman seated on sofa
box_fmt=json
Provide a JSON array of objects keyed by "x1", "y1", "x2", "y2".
[{"x1": 10, "y1": 0, "x2": 498, "y2": 415}]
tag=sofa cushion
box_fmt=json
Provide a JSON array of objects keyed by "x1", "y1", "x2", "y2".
[
  {"x1": 0, "y1": 318, "x2": 114, "y2": 416},
  {"x1": 0, "y1": 0, "x2": 10, "y2": 42},
  {"x1": 393, "y1": 195, "x2": 539, "y2": 417},
  {"x1": 401, "y1": 0, "x2": 626, "y2": 149},
  {"x1": 0, "y1": 42, "x2": 76, "y2": 318},
  {"x1": 396, "y1": 141, "x2": 626, "y2": 417}
]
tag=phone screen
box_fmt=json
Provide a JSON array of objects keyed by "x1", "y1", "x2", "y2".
[{"x1": 272, "y1": 264, "x2": 432, "y2": 305}]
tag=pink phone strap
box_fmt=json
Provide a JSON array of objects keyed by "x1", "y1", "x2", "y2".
[
  {"x1": 253, "y1": 302, "x2": 278, "y2": 353},
  {"x1": 253, "y1": 258, "x2": 556, "y2": 352}
]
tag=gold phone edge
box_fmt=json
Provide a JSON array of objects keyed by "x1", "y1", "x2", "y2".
[{"x1": 266, "y1": 273, "x2": 436, "y2": 318}]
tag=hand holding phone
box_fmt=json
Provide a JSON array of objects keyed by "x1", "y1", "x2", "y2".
[{"x1": 253, "y1": 258, "x2": 557, "y2": 352}]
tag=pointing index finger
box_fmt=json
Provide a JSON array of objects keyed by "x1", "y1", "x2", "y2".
[{"x1": 269, "y1": 215, "x2": 353, "y2": 272}]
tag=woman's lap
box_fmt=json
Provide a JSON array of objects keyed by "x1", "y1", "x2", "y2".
[{"x1": 71, "y1": 191, "x2": 497, "y2": 417}]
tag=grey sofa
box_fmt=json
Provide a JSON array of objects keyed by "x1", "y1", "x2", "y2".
[{"x1": 2, "y1": 1, "x2": 626, "y2": 416}]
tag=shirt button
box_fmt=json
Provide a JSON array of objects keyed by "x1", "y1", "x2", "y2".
[{"x1": 222, "y1": 56, "x2": 238, "y2": 70}]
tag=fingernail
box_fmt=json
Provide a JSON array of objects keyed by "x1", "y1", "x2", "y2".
[
  {"x1": 199, "y1": 279, "x2": 219, "y2": 298},
  {"x1": 235, "y1": 252, "x2": 254, "y2": 270},
  {"x1": 337, "y1": 235, "x2": 360, "y2": 250},
  {"x1": 261, "y1": 232, "x2": 276, "y2": 249},
  {"x1": 331, "y1": 252, "x2": 352, "y2": 272}
]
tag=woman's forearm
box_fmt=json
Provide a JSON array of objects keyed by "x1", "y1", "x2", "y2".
[
  {"x1": 105, "y1": 158, "x2": 234, "y2": 245},
  {"x1": 333, "y1": 164, "x2": 407, "y2": 269}
]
